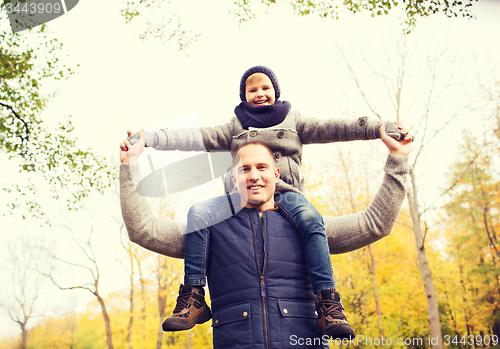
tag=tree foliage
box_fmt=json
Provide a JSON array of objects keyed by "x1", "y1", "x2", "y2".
[
  {"x1": 0, "y1": 9, "x2": 115, "y2": 222},
  {"x1": 444, "y1": 127, "x2": 500, "y2": 337},
  {"x1": 121, "y1": 0, "x2": 477, "y2": 50}
]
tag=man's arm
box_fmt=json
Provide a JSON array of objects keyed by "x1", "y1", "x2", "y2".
[
  {"x1": 324, "y1": 122, "x2": 412, "y2": 254},
  {"x1": 120, "y1": 131, "x2": 186, "y2": 258},
  {"x1": 324, "y1": 154, "x2": 408, "y2": 254},
  {"x1": 120, "y1": 163, "x2": 186, "y2": 259}
]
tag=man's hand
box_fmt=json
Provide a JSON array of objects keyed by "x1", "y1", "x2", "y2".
[
  {"x1": 380, "y1": 122, "x2": 412, "y2": 156},
  {"x1": 120, "y1": 130, "x2": 145, "y2": 163}
]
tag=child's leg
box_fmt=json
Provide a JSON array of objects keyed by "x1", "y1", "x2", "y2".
[
  {"x1": 163, "y1": 192, "x2": 238, "y2": 332},
  {"x1": 184, "y1": 193, "x2": 239, "y2": 286},
  {"x1": 275, "y1": 191, "x2": 355, "y2": 339},
  {"x1": 274, "y1": 191, "x2": 335, "y2": 293}
]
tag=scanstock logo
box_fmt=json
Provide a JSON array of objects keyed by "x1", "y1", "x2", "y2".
[{"x1": 4, "y1": 0, "x2": 79, "y2": 33}]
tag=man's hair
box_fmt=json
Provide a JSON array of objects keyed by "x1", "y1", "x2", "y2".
[{"x1": 232, "y1": 142, "x2": 277, "y2": 169}]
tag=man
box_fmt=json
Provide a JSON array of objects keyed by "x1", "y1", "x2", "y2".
[{"x1": 119, "y1": 123, "x2": 411, "y2": 348}]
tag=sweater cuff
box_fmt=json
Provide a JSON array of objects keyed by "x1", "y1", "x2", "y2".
[
  {"x1": 145, "y1": 130, "x2": 168, "y2": 149},
  {"x1": 120, "y1": 163, "x2": 132, "y2": 181},
  {"x1": 366, "y1": 118, "x2": 383, "y2": 140},
  {"x1": 143, "y1": 130, "x2": 155, "y2": 148},
  {"x1": 384, "y1": 153, "x2": 409, "y2": 175},
  {"x1": 120, "y1": 162, "x2": 142, "y2": 188}
]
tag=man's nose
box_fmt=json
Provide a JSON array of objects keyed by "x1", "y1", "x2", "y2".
[{"x1": 248, "y1": 168, "x2": 259, "y2": 180}]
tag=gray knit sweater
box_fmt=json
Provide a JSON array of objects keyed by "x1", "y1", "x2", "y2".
[
  {"x1": 144, "y1": 111, "x2": 384, "y2": 195},
  {"x1": 120, "y1": 153, "x2": 409, "y2": 259}
]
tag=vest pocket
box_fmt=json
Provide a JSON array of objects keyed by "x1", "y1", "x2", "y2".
[
  {"x1": 213, "y1": 301, "x2": 253, "y2": 347},
  {"x1": 277, "y1": 299, "x2": 324, "y2": 348},
  {"x1": 278, "y1": 299, "x2": 317, "y2": 319}
]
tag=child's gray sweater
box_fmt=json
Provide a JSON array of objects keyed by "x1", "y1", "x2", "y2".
[
  {"x1": 144, "y1": 111, "x2": 384, "y2": 195},
  {"x1": 120, "y1": 153, "x2": 409, "y2": 259}
]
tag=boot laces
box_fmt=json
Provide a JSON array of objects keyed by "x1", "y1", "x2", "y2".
[
  {"x1": 173, "y1": 286, "x2": 193, "y2": 314},
  {"x1": 323, "y1": 298, "x2": 347, "y2": 321}
]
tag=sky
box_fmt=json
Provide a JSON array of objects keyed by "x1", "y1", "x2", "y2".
[{"x1": 1, "y1": 0, "x2": 500, "y2": 340}]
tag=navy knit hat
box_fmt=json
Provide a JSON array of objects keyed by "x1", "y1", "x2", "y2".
[{"x1": 239, "y1": 66, "x2": 281, "y2": 102}]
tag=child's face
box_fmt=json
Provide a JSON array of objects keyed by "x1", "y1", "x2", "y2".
[{"x1": 245, "y1": 73, "x2": 276, "y2": 107}]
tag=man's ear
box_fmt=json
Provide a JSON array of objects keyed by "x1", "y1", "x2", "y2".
[
  {"x1": 274, "y1": 167, "x2": 280, "y2": 180},
  {"x1": 231, "y1": 172, "x2": 237, "y2": 187}
]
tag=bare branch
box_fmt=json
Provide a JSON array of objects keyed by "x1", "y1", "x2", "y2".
[
  {"x1": 0, "y1": 101, "x2": 30, "y2": 143},
  {"x1": 333, "y1": 42, "x2": 382, "y2": 119},
  {"x1": 421, "y1": 147, "x2": 483, "y2": 215},
  {"x1": 38, "y1": 271, "x2": 95, "y2": 295},
  {"x1": 421, "y1": 221, "x2": 429, "y2": 249},
  {"x1": 51, "y1": 254, "x2": 96, "y2": 277}
]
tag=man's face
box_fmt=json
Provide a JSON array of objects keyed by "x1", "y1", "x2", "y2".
[
  {"x1": 231, "y1": 144, "x2": 280, "y2": 212},
  {"x1": 245, "y1": 73, "x2": 276, "y2": 107}
]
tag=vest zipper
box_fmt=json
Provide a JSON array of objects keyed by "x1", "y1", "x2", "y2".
[
  {"x1": 250, "y1": 209, "x2": 270, "y2": 349},
  {"x1": 261, "y1": 214, "x2": 269, "y2": 349},
  {"x1": 261, "y1": 275, "x2": 269, "y2": 349}
]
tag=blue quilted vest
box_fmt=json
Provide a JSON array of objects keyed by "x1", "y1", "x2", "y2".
[{"x1": 207, "y1": 207, "x2": 328, "y2": 349}]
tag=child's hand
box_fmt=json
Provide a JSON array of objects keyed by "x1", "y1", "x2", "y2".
[
  {"x1": 120, "y1": 130, "x2": 145, "y2": 163},
  {"x1": 383, "y1": 120, "x2": 414, "y2": 142},
  {"x1": 380, "y1": 122, "x2": 412, "y2": 157}
]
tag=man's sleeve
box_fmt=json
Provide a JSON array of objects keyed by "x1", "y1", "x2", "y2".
[
  {"x1": 296, "y1": 114, "x2": 382, "y2": 144},
  {"x1": 149, "y1": 119, "x2": 235, "y2": 151},
  {"x1": 324, "y1": 154, "x2": 409, "y2": 254},
  {"x1": 120, "y1": 163, "x2": 186, "y2": 259}
]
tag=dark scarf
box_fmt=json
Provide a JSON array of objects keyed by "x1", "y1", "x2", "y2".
[{"x1": 234, "y1": 101, "x2": 292, "y2": 129}]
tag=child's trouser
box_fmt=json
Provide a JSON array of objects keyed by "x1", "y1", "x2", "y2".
[{"x1": 183, "y1": 191, "x2": 336, "y2": 293}]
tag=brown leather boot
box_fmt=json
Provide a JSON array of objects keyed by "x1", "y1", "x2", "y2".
[
  {"x1": 315, "y1": 289, "x2": 355, "y2": 340},
  {"x1": 162, "y1": 284, "x2": 212, "y2": 331}
]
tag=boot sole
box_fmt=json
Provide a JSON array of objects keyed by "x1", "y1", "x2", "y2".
[
  {"x1": 315, "y1": 323, "x2": 355, "y2": 340},
  {"x1": 162, "y1": 309, "x2": 212, "y2": 332}
]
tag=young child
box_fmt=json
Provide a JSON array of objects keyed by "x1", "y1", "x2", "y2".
[{"x1": 126, "y1": 66, "x2": 408, "y2": 339}]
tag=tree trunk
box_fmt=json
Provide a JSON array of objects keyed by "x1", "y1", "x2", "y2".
[
  {"x1": 493, "y1": 318, "x2": 500, "y2": 337},
  {"x1": 97, "y1": 293, "x2": 115, "y2": 349},
  {"x1": 139, "y1": 270, "x2": 147, "y2": 349},
  {"x1": 127, "y1": 256, "x2": 134, "y2": 349},
  {"x1": 156, "y1": 256, "x2": 168, "y2": 349},
  {"x1": 447, "y1": 298, "x2": 461, "y2": 349},
  {"x1": 367, "y1": 245, "x2": 384, "y2": 338},
  {"x1": 156, "y1": 323, "x2": 164, "y2": 349},
  {"x1": 407, "y1": 169, "x2": 443, "y2": 349},
  {"x1": 20, "y1": 322, "x2": 27, "y2": 349},
  {"x1": 458, "y1": 260, "x2": 473, "y2": 339},
  {"x1": 339, "y1": 147, "x2": 385, "y2": 338}
]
